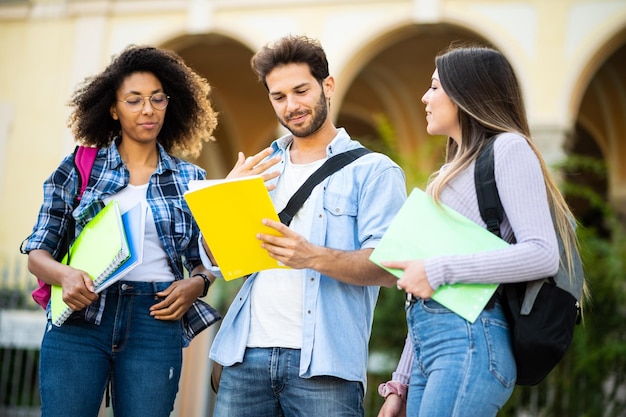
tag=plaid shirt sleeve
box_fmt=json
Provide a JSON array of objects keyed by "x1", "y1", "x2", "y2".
[
  {"x1": 24, "y1": 144, "x2": 221, "y2": 344},
  {"x1": 21, "y1": 154, "x2": 77, "y2": 257}
]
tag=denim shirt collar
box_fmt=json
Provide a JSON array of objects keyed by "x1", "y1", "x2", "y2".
[
  {"x1": 268, "y1": 128, "x2": 359, "y2": 193},
  {"x1": 271, "y1": 127, "x2": 355, "y2": 157}
]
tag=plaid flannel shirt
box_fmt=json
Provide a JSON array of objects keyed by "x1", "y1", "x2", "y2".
[{"x1": 22, "y1": 140, "x2": 220, "y2": 345}]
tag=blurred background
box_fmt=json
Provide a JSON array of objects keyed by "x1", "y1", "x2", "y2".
[{"x1": 1, "y1": 0, "x2": 625, "y2": 416}]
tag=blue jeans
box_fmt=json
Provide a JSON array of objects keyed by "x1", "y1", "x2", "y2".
[
  {"x1": 213, "y1": 347, "x2": 364, "y2": 417},
  {"x1": 406, "y1": 298, "x2": 516, "y2": 417},
  {"x1": 39, "y1": 281, "x2": 183, "y2": 417}
]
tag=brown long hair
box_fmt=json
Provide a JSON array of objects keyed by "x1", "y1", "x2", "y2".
[{"x1": 427, "y1": 44, "x2": 581, "y2": 282}]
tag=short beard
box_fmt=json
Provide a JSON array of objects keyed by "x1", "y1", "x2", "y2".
[{"x1": 278, "y1": 91, "x2": 327, "y2": 138}]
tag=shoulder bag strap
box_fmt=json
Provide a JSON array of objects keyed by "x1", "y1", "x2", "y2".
[{"x1": 278, "y1": 147, "x2": 372, "y2": 226}]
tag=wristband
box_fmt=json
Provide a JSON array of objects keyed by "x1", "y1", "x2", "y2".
[
  {"x1": 192, "y1": 273, "x2": 211, "y2": 297},
  {"x1": 378, "y1": 381, "x2": 408, "y2": 402}
]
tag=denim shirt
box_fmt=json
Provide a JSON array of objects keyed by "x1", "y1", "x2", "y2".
[
  {"x1": 22, "y1": 140, "x2": 220, "y2": 345},
  {"x1": 209, "y1": 128, "x2": 407, "y2": 388}
]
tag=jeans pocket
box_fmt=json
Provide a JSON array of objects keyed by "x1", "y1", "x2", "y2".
[{"x1": 482, "y1": 316, "x2": 516, "y2": 388}]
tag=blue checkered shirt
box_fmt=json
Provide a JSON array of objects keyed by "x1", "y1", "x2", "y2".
[{"x1": 22, "y1": 140, "x2": 220, "y2": 345}]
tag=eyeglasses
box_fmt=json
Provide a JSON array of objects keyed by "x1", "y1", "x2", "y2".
[{"x1": 118, "y1": 93, "x2": 170, "y2": 112}]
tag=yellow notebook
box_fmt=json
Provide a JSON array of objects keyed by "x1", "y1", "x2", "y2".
[
  {"x1": 370, "y1": 188, "x2": 509, "y2": 323},
  {"x1": 184, "y1": 176, "x2": 286, "y2": 280},
  {"x1": 51, "y1": 200, "x2": 130, "y2": 326}
]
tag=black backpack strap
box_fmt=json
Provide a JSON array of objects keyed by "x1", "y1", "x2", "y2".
[
  {"x1": 475, "y1": 138, "x2": 510, "y2": 306},
  {"x1": 278, "y1": 147, "x2": 372, "y2": 226},
  {"x1": 475, "y1": 139, "x2": 503, "y2": 237}
]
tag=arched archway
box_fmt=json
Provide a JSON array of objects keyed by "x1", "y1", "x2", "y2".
[
  {"x1": 336, "y1": 24, "x2": 493, "y2": 186},
  {"x1": 162, "y1": 34, "x2": 278, "y2": 178},
  {"x1": 570, "y1": 29, "x2": 626, "y2": 219}
]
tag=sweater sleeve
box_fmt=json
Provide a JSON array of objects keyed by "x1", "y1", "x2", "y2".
[
  {"x1": 424, "y1": 133, "x2": 560, "y2": 290},
  {"x1": 391, "y1": 335, "x2": 413, "y2": 384}
]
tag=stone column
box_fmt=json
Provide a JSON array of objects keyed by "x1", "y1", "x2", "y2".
[{"x1": 530, "y1": 124, "x2": 571, "y2": 182}]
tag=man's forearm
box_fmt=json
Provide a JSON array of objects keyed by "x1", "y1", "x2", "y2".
[{"x1": 308, "y1": 247, "x2": 397, "y2": 287}]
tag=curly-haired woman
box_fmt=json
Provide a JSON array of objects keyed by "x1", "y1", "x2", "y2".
[{"x1": 22, "y1": 45, "x2": 220, "y2": 417}]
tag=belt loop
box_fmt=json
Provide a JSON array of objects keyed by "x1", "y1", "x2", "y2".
[{"x1": 151, "y1": 281, "x2": 158, "y2": 299}]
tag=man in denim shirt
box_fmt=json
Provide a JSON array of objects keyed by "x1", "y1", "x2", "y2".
[{"x1": 204, "y1": 35, "x2": 407, "y2": 417}]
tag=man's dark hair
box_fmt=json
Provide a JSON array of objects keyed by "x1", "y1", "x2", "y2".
[{"x1": 250, "y1": 35, "x2": 330, "y2": 90}]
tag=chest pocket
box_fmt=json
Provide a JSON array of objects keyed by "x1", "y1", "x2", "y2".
[{"x1": 322, "y1": 175, "x2": 359, "y2": 218}]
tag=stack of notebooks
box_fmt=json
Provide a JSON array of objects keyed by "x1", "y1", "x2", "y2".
[{"x1": 51, "y1": 201, "x2": 147, "y2": 326}]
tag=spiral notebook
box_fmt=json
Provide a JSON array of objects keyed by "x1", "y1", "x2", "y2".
[
  {"x1": 50, "y1": 200, "x2": 130, "y2": 326},
  {"x1": 94, "y1": 202, "x2": 147, "y2": 293}
]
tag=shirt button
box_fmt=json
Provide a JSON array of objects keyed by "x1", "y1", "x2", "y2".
[{"x1": 335, "y1": 208, "x2": 340, "y2": 213}]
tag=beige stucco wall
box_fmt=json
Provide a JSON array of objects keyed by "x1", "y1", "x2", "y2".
[{"x1": 2, "y1": 0, "x2": 626, "y2": 268}]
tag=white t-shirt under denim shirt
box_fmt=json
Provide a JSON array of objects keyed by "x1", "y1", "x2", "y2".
[
  {"x1": 247, "y1": 150, "x2": 325, "y2": 349},
  {"x1": 201, "y1": 128, "x2": 407, "y2": 389}
]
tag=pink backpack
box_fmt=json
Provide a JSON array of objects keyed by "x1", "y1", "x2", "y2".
[{"x1": 31, "y1": 146, "x2": 98, "y2": 309}]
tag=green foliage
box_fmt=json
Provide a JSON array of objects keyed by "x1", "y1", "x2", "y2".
[
  {"x1": 500, "y1": 155, "x2": 626, "y2": 416},
  {"x1": 373, "y1": 114, "x2": 446, "y2": 190},
  {"x1": 365, "y1": 115, "x2": 446, "y2": 415},
  {"x1": 367, "y1": 115, "x2": 446, "y2": 356},
  {"x1": 0, "y1": 288, "x2": 28, "y2": 309}
]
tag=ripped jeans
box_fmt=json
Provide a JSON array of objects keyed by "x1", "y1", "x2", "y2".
[
  {"x1": 406, "y1": 298, "x2": 516, "y2": 417},
  {"x1": 39, "y1": 281, "x2": 183, "y2": 417}
]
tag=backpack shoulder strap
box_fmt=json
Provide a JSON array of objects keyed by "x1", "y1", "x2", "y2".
[
  {"x1": 73, "y1": 145, "x2": 99, "y2": 202},
  {"x1": 474, "y1": 138, "x2": 574, "y2": 315},
  {"x1": 474, "y1": 139, "x2": 503, "y2": 237},
  {"x1": 278, "y1": 147, "x2": 372, "y2": 226}
]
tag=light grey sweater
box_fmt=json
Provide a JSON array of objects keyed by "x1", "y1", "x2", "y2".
[
  {"x1": 389, "y1": 132, "x2": 560, "y2": 385},
  {"x1": 424, "y1": 132, "x2": 559, "y2": 290}
]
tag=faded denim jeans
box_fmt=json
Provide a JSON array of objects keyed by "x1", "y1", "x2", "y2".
[
  {"x1": 214, "y1": 347, "x2": 364, "y2": 417},
  {"x1": 406, "y1": 298, "x2": 516, "y2": 417},
  {"x1": 39, "y1": 281, "x2": 183, "y2": 417}
]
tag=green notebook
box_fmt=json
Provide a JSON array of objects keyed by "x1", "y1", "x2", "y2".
[
  {"x1": 370, "y1": 187, "x2": 509, "y2": 323},
  {"x1": 51, "y1": 200, "x2": 130, "y2": 326}
]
